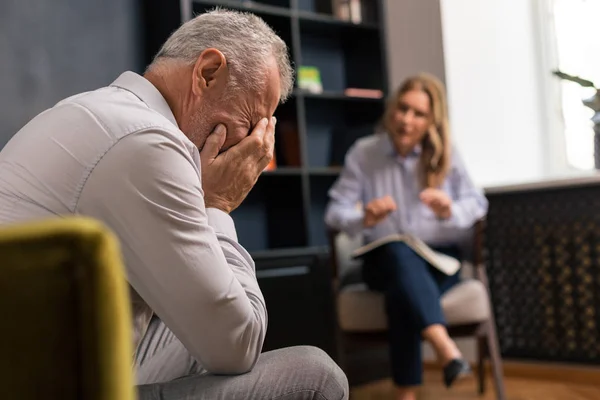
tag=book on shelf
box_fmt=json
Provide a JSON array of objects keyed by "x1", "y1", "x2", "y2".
[
  {"x1": 332, "y1": 0, "x2": 350, "y2": 21},
  {"x1": 297, "y1": 66, "x2": 323, "y2": 94},
  {"x1": 351, "y1": 234, "x2": 461, "y2": 276},
  {"x1": 349, "y1": 0, "x2": 362, "y2": 23},
  {"x1": 332, "y1": 0, "x2": 362, "y2": 23},
  {"x1": 264, "y1": 153, "x2": 277, "y2": 171},
  {"x1": 344, "y1": 88, "x2": 384, "y2": 98}
]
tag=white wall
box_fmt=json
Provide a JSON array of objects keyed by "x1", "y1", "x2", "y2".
[
  {"x1": 383, "y1": 0, "x2": 447, "y2": 89},
  {"x1": 439, "y1": 0, "x2": 548, "y2": 187}
]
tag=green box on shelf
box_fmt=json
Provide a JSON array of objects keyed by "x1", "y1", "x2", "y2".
[{"x1": 298, "y1": 66, "x2": 323, "y2": 94}]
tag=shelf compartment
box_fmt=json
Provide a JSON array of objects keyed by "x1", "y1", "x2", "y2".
[
  {"x1": 298, "y1": 0, "x2": 380, "y2": 25},
  {"x1": 249, "y1": 0, "x2": 291, "y2": 9},
  {"x1": 299, "y1": 21, "x2": 384, "y2": 93},
  {"x1": 193, "y1": 0, "x2": 292, "y2": 17},
  {"x1": 297, "y1": 11, "x2": 378, "y2": 29},
  {"x1": 308, "y1": 175, "x2": 339, "y2": 247},
  {"x1": 273, "y1": 96, "x2": 302, "y2": 168},
  {"x1": 307, "y1": 167, "x2": 341, "y2": 176},
  {"x1": 232, "y1": 175, "x2": 307, "y2": 251},
  {"x1": 304, "y1": 97, "x2": 383, "y2": 168},
  {"x1": 295, "y1": 89, "x2": 384, "y2": 102},
  {"x1": 262, "y1": 167, "x2": 303, "y2": 176}
]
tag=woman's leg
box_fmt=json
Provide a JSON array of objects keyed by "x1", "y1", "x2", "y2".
[
  {"x1": 385, "y1": 298, "x2": 421, "y2": 400},
  {"x1": 364, "y1": 242, "x2": 464, "y2": 397},
  {"x1": 423, "y1": 246, "x2": 464, "y2": 365},
  {"x1": 422, "y1": 324, "x2": 461, "y2": 365}
]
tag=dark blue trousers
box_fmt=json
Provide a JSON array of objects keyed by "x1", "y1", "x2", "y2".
[{"x1": 363, "y1": 242, "x2": 461, "y2": 386}]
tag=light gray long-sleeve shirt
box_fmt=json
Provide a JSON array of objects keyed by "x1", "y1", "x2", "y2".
[
  {"x1": 0, "y1": 71, "x2": 267, "y2": 375},
  {"x1": 325, "y1": 133, "x2": 488, "y2": 246}
]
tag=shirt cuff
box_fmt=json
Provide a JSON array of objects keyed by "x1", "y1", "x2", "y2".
[
  {"x1": 206, "y1": 208, "x2": 238, "y2": 242},
  {"x1": 343, "y1": 209, "x2": 366, "y2": 237},
  {"x1": 440, "y1": 203, "x2": 467, "y2": 229}
]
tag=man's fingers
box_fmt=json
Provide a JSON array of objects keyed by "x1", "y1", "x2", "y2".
[
  {"x1": 251, "y1": 118, "x2": 269, "y2": 140},
  {"x1": 264, "y1": 116, "x2": 276, "y2": 154},
  {"x1": 200, "y1": 124, "x2": 226, "y2": 163},
  {"x1": 252, "y1": 117, "x2": 277, "y2": 173},
  {"x1": 234, "y1": 118, "x2": 269, "y2": 157},
  {"x1": 260, "y1": 116, "x2": 276, "y2": 162}
]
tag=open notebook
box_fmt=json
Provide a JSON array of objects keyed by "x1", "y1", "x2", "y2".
[{"x1": 351, "y1": 234, "x2": 461, "y2": 276}]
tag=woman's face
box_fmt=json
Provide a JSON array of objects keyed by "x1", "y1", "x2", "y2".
[{"x1": 387, "y1": 89, "x2": 432, "y2": 155}]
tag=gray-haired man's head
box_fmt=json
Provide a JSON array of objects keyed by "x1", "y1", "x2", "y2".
[{"x1": 146, "y1": 8, "x2": 294, "y2": 149}]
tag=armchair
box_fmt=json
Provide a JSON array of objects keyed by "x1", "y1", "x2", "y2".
[{"x1": 328, "y1": 219, "x2": 506, "y2": 399}]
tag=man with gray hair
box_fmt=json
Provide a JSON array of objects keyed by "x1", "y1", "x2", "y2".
[{"x1": 0, "y1": 8, "x2": 349, "y2": 400}]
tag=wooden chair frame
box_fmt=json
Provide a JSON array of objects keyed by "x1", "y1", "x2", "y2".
[{"x1": 327, "y1": 219, "x2": 506, "y2": 399}]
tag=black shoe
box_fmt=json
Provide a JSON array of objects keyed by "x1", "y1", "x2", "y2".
[{"x1": 443, "y1": 358, "x2": 472, "y2": 388}]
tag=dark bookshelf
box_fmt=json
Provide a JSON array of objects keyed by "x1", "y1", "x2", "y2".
[{"x1": 143, "y1": 0, "x2": 389, "y2": 252}]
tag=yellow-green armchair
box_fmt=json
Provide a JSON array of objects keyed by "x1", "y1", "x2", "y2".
[{"x1": 0, "y1": 217, "x2": 135, "y2": 400}]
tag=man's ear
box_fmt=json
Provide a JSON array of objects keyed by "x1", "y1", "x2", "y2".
[{"x1": 191, "y1": 48, "x2": 228, "y2": 97}]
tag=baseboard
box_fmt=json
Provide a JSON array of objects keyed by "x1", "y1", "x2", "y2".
[{"x1": 423, "y1": 359, "x2": 600, "y2": 386}]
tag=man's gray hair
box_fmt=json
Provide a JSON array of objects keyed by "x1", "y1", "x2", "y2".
[{"x1": 151, "y1": 8, "x2": 294, "y2": 102}]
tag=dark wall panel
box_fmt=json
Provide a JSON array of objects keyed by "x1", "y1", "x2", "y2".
[{"x1": 0, "y1": 0, "x2": 144, "y2": 148}]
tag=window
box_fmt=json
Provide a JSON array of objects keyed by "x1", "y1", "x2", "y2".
[{"x1": 541, "y1": 0, "x2": 600, "y2": 170}]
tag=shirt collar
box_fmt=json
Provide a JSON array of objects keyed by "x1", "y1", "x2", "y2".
[
  {"x1": 110, "y1": 71, "x2": 179, "y2": 128},
  {"x1": 380, "y1": 132, "x2": 422, "y2": 158}
]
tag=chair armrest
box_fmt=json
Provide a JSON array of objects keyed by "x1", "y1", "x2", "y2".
[
  {"x1": 471, "y1": 218, "x2": 488, "y2": 283},
  {"x1": 327, "y1": 229, "x2": 341, "y2": 283},
  {"x1": 471, "y1": 218, "x2": 486, "y2": 264}
]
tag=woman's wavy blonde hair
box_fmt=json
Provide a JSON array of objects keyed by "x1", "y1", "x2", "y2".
[{"x1": 381, "y1": 73, "x2": 451, "y2": 188}]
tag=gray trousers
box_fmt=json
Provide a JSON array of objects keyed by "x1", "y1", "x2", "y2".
[{"x1": 135, "y1": 316, "x2": 349, "y2": 400}]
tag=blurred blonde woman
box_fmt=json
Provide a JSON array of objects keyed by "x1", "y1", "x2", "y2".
[{"x1": 325, "y1": 74, "x2": 488, "y2": 400}]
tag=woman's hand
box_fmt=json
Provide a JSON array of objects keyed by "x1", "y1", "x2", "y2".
[
  {"x1": 363, "y1": 195, "x2": 397, "y2": 228},
  {"x1": 420, "y1": 188, "x2": 452, "y2": 219}
]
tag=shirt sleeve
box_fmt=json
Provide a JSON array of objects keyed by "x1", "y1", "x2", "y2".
[
  {"x1": 414, "y1": 148, "x2": 488, "y2": 244},
  {"x1": 442, "y1": 148, "x2": 489, "y2": 230},
  {"x1": 324, "y1": 143, "x2": 365, "y2": 237},
  {"x1": 76, "y1": 131, "x2": 266, "y2": 375}
]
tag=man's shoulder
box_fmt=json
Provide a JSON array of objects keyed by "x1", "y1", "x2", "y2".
[
  {"x1": 48, "y1": 83, "x2": 197, "y2": 163},
  {"x1": 0, "y1": 81, "x2": 195, "y2": 217},
  {"x1": 56, "y1": 85, "x2": 176, "y2": 140}
]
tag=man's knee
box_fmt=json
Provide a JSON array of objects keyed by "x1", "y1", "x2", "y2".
[{"x1": 271, "y1": 345, "x2": 348, "y2": 400}]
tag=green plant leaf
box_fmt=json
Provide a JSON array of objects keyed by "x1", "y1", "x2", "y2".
[{"x1": 552, "y1": 70, "x2": 597, "y2": 89}]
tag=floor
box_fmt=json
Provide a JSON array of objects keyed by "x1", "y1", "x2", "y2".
[{"x1": 350, "y1": 370, "x2": 600, "y2": 400}]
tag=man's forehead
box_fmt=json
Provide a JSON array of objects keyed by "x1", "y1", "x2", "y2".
[
  {"x1": 253, "y1": 65, "x2": 281, "y2": 116},
  {"x1": 267, "y1": 64, "x2": 282, "y2": 110}
]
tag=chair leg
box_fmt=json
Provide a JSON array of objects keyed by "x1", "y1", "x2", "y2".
[
  {"x1": 477, "y1": 335, "x2": 487, "y2": 395},
  {"x1": 486, "y1": 321, "x2": 507, "y2": 400}
]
